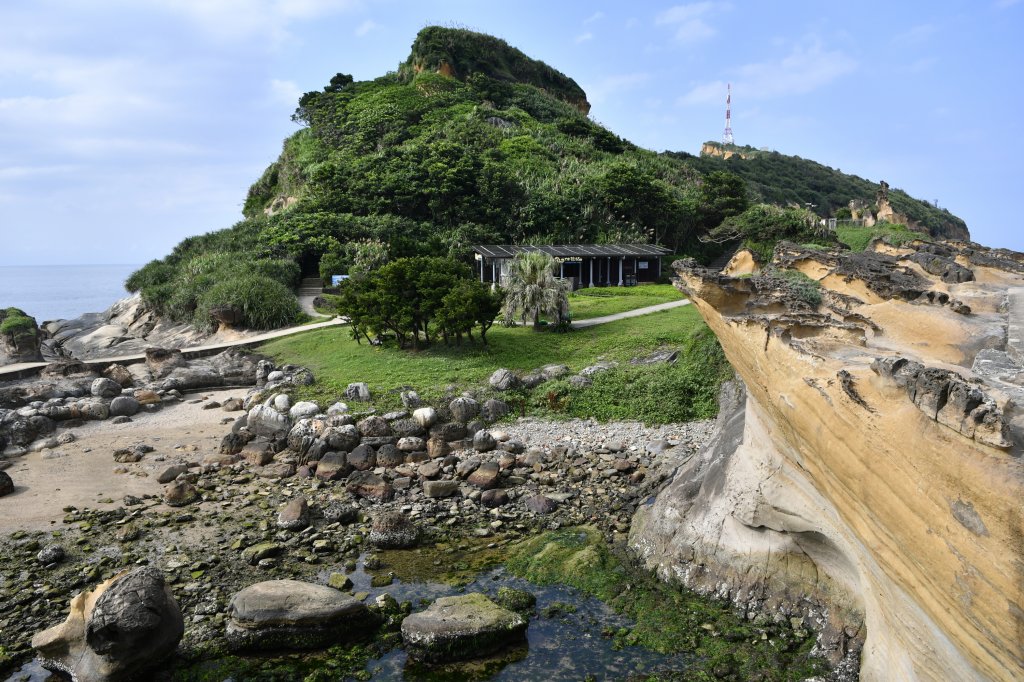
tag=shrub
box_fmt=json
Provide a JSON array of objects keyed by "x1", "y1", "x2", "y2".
[
  {"x1": 772, "y1": 268, "x2": 822, "y2": 307},
  {"x1": 195, "y1": 274, "x2": 301, "y2": 330},
  {"x1": 0, "y1": 307, "x2": 37, "y2": 338}
]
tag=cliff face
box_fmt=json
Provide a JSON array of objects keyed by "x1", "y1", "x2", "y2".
[{"x1": 631, "y1": 238, "x2": 1024, "y2": 680}]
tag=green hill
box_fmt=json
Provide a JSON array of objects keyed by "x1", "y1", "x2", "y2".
[
  {"x1": 670, "y1": 142, "x2": 969, "y2": 241},
  {"x1": 125, "y1": 26, "x2": 967, "y2": 331}
]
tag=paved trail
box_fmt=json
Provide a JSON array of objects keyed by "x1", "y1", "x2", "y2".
[{"x1": 571, "y1": 299, "x2": 691, "y2": 328}]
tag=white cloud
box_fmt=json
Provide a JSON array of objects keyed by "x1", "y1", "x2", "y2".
[
  {"x1": 355, "y1": 19, "x2": 378, "y2": 36},
  {"x1": 270, "y1": 78, "x2": 302, "y2": 107},
  {"x1": 584, "y1": 72, "x2": 652, "y2": 104},
  {"x1": 584, "y1": 11, "x2": 604, "y2": 24},
  {"x1": 575, "y1": 32, "x2": 593, "y2": 44},
  {"x1": 655, "y1": 2, "x2": 727, "y2": 44},
  {"x1": 679, "y1": 40, "x2": 857, "y2": 105},
  {"x1": 144, "y1": 0, "x2": 362, "y2": 43}
]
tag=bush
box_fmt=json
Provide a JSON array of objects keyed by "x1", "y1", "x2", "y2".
[
  {"x1": 195, "y1": 274, "x2": 301, "y2": 330},
  {"x1": 0, "y1": 307, "x2": 37, "y2": 338},
  {"x1": 772, "y1": 268, "x2": 822, "y2": 307}
]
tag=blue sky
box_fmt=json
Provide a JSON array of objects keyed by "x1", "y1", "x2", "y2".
[{"x1": 1, "y1": 0, "x2": 1022, "y2": 266}]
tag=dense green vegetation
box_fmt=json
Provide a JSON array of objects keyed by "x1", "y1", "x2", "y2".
[
  {"x1": 259, "y1": 304, "x2": 724, "y2": 424},
  {"x1": 506, "y1": 529, "x2": 829, "y2": 680},
  {"x1": 836, "y1": 221, "x2": 920, "y2": 251},
  {"x1": 707, "y1": 203, "x2": 838, "y2": 263},
  {"x1": 672, "y1": 142, "x2": 968, "y2": 241},
  {"x1": 568, "y1": 284, "x2": 682, "y2": 320},
  {"x1": 334, "y1": 256, "x2": 501, "y2": 348},
  {"x1": 501, "y1": 251, "x2": 570, "y2": 330},
  {"x1": 0, "y1": 308, "x2": 36, "y2": 338}
]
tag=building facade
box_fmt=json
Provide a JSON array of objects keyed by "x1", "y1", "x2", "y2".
[{"x1": 471, "y1": 244, "x2": 671, "y2": 289}]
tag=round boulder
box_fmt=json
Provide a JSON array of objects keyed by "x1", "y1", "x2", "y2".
[
  {"x1": 109, "y1": 396, "x2": 140, "y2": 418},
  {"x1": 368, "y1": 511, "x2": 419, "y2": 549},
  {"x1": 32, "y1": 567, "x2": 184, "y2": 682},
  {"x1": 347, "y1": 443, "x2": 377, "y2": 471},
  {"x1": 0, "y1": 471, "x2": 13, "y2": 497},
  {"x1": 473, "y1": 430, "x2": 497, "y2": 453},
  {"x1": 449, "y1": 397, "x2": 480, "y2": 423},
  {"x1": 289, "y1": 401, "x2": 321, "y2": 420},
  {"x1": 488, "y1": 368, "x2": 520, "y2": 392},
  {"x1": 412, "y1": 406, "x2": 437, "y2": 429},
  {"x1": 357, "y1": 415, "x2": 391, "y2": 438},
  {"x1": 90, "y1": 377, "x2": 122, "y2": 399}
]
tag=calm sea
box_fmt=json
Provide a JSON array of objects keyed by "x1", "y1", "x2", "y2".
[{"x1": 0, "y1": 264, "x2": 141, "y2": 323}]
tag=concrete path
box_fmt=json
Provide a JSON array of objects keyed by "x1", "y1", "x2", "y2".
[
  {"x1": 572, "y1": 299, "x2": 691, "y2": 329},
  {"x1": 0, "y1": 317, "x2": 345, "y2": 381}
]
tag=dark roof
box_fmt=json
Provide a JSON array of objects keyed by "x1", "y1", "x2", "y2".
[{"x1": 472, "y1": 244, "x2": 671, "y2": 258}]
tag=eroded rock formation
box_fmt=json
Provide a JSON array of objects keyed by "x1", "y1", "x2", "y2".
[{"x1": 631, "y1": 238, "x2": 1024, "y2": 681}]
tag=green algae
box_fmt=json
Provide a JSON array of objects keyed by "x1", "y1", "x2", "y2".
[{"x1": 505, "y1": 527, "x2": 830, "y2": 681}]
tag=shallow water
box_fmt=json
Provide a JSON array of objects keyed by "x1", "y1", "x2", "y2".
[{"x1": 7, "y1": 556, "x2": 690, "y2": 681}]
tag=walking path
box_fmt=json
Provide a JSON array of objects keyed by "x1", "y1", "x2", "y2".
[
  {"x1": 0, "y1": 298, "x2": 690, "y2": 380},
  {"x1": 572, "y1": 299, "x2": 691, "y2": 328}
]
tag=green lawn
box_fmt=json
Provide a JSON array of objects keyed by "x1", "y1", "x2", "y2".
[
  {"x1": 257, "y1": 303, "x2": 728, "y2": 423},
  {"x1": 567, "y1": 283, "x2": 684, "y2": 320}
]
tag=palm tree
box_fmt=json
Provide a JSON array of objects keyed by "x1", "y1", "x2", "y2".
[{"x1": 501, "y1": 251, "x2": 571, "y2": 330}]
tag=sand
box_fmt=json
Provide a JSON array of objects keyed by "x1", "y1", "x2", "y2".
[{"x1": 0, "y1": 388, "x2": 245, "y2": 533}]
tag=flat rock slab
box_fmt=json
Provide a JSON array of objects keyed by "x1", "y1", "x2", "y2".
[
  {"x1": 401, "y1": 593, "x2": 527, "y2": 663},
  {"x1": 226, "y1": 579, "x2": 375, "y2": 651}
]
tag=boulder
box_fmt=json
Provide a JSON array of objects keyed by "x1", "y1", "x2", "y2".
[
  {"x1": 579, "y1": 361, "x2": 618, "y2": 377},
  {"x1": 397, "y1": 436, "x2": 426, "y2": 452},
  {"x1": 242, "y1": 440, "x2": 276, "y2": 466},
  {"x1": 401, "y1": 390, "x2": 421, "y2": 408},
  {"x1": 347, "y1": 443, "x2": 377, "y2": 471},
  {"x1": 524, "y1": 494, "x2": 558, "y2": 514},
  {"x1": 219, "y1": 431, "x2": 252, "y2": 456},
  {"x1": 430, "y1": 422, "x2": 467, "y2": 442},
  {"x1": 90, "y1": 377, "x2": 122, "y2": 399},
  {"x1": 37, "y1": 544, "x2": 66, "y2": 565},
  {"x1": 473, "y1": 430, "x2": 497, "y2": 453},
  {"x1": 287, "y1": 418, "x2": 326, "y2": 456},
  {"x1": 568, "y1": 375, "x2": 592, "y2": 389},
  {"x1": 540, "y1": 364, "x2": 571, "y2": 380},
  {"x1": 226, "y1": 580, "x2": 375, "y2": 651},
  {"x1": 247, "y1": 404, "x2": 290, "y2": 439},
  {"x1": 423, "y1": 480, "x2": 459, "y2": 498},
  {"x1": 368, "y1": 511, "x2": 419, "y2": 549},
  {"x1": 480, "y1": 489, "x2": 509, "y2": 508},
  {"x1": 344, "y1": 382, "x2": 371, "y2": 402},
  {"x1": 449, "y1": 397, "x2": 480, "y2": 423},
  {"x1": 426, "y1": 437, "x2": 450, "y2": 459},
  {"x1": 277, "y1": 496, "x2": 309, "y2": 531},
  {"x1": 346, "y1": 471, "x2": 394, "y2": 502},
  {"x1": 375, "y1": 443, "x2": 404, "y2": 468},
  {"x1": 314, "y1": 452, "x2": 350, "y2": 481},
  {"x1": 108, "y1": 396, "x2": 140, "y2": 417},
  {"x1": 0, "y1": 471, "x2": 13, "y2": 497},
  {"x1": 488, "y1": 368, "x2": 520, "y2": 391},
  {"x1": 401, "y1": 593, "x2": 527, "y2": 663},
  {"x1": 289, "y1": 401, "x2": 321, "y2": 420},
  {"x1": 467, "y1": 462, "x2": 501, "y2": 490},
  {"x1": 357, "y1": 415, "x2": 391, "y2": 438},
  {"x1": 390, "y1": 417, "x2": 424, "y2": 438},
  {"x1": 156, "y1": 464, "x2": 189, "y2": 484},
  {"x1": 481, "y1": 399, "x2": 510, "y2": 422},
  {"x1": 257, "y1": 462, "x2": 296, "y2": 480},
  {"x1": 163, "y1": 481, "x2": 199, "y2": 507},
  {"x1": 135, "y1": 389, "x2": 162, "y2": 406},
  {"x1": 273, "y1": 394, "x2": 291, "y2": 412},
  {"x1": 412, "y1": 406, "x2": 438, "y2": 429},
  {"x1": 222, "y1": 397, "x2": 244, "y2": 412},
  {"x1": 326, "y1": 402, "x2": 349, "y2": 415},
  {"x1": 32, "y1": 567, "x2": 183, "y2": 682},
  {"x1": 102, "y1": 364, "x2": 134, "y2": 388},
  {"x1": 322, "y1": 424, "x2": 360, "y2": 452}
]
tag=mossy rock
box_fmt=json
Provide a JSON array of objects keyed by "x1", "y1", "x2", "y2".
[{"x1": 401, "y1": 593, "x2": 527, "y2": 664}]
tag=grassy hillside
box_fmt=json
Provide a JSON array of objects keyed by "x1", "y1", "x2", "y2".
[{"x1": 669, "y1": 142, "x2": 969, "y2": 241}]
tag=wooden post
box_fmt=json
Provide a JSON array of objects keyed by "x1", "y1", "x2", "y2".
[
  {"x1": 589, "y1": 258, "x2": 594, "y2": 287},
  {"x1": 618, "y1": 257, "x2": 623, "y2": 286}
]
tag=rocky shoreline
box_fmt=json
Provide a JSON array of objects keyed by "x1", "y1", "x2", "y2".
[{"x1": 1, "y1": 347, "x2": 760, "y2": 679}]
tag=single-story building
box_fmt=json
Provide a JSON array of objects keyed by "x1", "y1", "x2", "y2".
[{"x1": 471, "y1": 244, "x2": 671, "y2": 289}]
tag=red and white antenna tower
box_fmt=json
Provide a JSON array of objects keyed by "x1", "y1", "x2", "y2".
[{"x1": 723, "y1": 83, "x2": 734, "y2": 145}]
